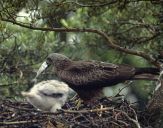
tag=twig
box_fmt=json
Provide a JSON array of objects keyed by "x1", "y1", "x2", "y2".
[
  {"x1": 63, "y1": 0, "x2": 117, "y2": 7},
  {"x1": 155, "y1": 65, "x2": 163, "y2": 91},
  {"x1": 116, "y1": 109, "x2": 141, "y2": 128},
  {"x1": 115, "y1": 82, "x2": 132, "y2": 97},
  {"x1": 0, "y1": 120, "x2": 38, "y2": 125},
  {"x1": 60, "y1": 107, "x2": 114, "y2": 114}
]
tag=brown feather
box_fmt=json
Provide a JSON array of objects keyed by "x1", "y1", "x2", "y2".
[
  {"x1": 57, "y1": 61, "x2": 135, "y2": 88},
  {"x1": 55, "y1": 61, "x2": 136, "y2": 101}
]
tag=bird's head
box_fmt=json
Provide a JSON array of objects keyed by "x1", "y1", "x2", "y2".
[{"x1": 35, "y1": 53, "x2": 71, "y2": 79}]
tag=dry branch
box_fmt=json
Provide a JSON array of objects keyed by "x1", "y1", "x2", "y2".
[{"x1": 1, "y1": 18, "x2": 161, "y2": 68}]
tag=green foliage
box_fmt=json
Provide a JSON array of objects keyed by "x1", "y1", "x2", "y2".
[{"x1": 0, "y1": 1, "x2": 162, "y2": 103}]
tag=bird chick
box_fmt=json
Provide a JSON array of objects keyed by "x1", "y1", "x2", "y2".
[{"x1": 22, "y1": 80, "x2": 69, "y2": 112}]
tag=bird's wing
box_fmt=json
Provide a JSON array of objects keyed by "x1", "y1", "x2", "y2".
[{"x1": 58, "y1": 61, "x2": 132, "y2": 88}]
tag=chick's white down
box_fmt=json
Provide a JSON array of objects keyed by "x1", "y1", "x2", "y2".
[{"x1": 22, "y1": 80, "x2": 69, "y2": 112}]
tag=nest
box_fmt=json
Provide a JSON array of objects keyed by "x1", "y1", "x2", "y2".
[{"x1": 0, "y1": 96, "x2": 159, "y2": 128}]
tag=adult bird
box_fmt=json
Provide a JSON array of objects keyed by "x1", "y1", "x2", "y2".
[
  {"x1": 35, "y1": 53, "x2": 160, "y2": 102},
  {"x1": 22, "y1": 80, "x2": 69, "y2": 112}
]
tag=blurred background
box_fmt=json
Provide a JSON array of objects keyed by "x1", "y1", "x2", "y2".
[{"x1": 0, "y1": 0, "x2": 163, "y2": 108}]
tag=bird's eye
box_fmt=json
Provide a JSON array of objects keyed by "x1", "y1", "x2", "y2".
[
  {"x1": 46, "y1": 58, "x2": 52, "y2": 65},
  {"x1": 51, "y1": 93, "x2": 63, "y2": 98}
]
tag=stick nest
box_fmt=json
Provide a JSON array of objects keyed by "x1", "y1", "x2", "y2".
[{"x1": 0, "y1": 96, "x2": 158, "y2": 128}]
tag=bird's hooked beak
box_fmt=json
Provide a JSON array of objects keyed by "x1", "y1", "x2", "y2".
[{"x1": 34, "y1": 61, "x2": 49, "y2": 80}]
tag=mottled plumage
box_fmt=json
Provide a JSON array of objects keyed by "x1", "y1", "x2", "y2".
[{"x1": 36, "y1": 53, "x2": 159, "y2": 101}]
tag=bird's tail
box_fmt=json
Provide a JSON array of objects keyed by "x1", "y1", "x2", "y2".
[
  {"x1": 132, "y1": 74, "x2": 158, "y2": 81},
  {"x1": 135, "y1": 67, "x2": 160, "y2": 75}
]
